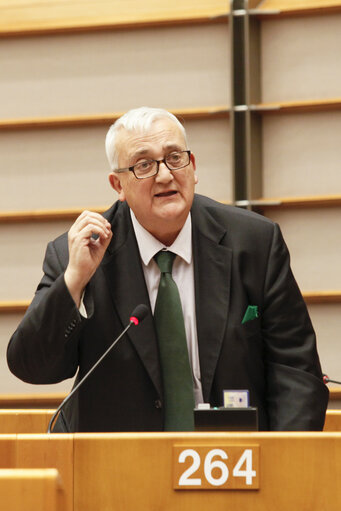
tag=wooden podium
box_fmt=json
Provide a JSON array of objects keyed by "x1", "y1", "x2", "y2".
[
  {"x1": 1, "y1": 431, "x2": 341, "y2": 510},
  {"x1": 0, "y1": 468, "x2": 63, "y2": 511}
]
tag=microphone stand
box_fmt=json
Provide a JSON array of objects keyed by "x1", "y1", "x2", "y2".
[{"x1": 47, "y1": 320, "x2": 135, "y2": 433}]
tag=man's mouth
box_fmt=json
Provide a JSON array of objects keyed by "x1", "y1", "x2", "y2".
[{"x1": 155, "y1": 190, "x2": 177, "y2": 198}]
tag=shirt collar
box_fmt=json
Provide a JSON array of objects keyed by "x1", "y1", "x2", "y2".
[{"x1": 130, "y1": 209, "x2": 192, "y2": 266}]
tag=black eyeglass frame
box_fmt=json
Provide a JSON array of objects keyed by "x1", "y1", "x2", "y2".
[{"x1": 114, "y1": 150, "x2": 191, "y2": 180}]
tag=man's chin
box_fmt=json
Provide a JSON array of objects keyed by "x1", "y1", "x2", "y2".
[{"x1": 153, "y1": 201, "x2": 188, "y2": 221}]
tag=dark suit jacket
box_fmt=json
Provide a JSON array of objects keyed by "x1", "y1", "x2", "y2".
[{"x1": 7, "y1": 194, "x2": 328, "y2": 431}]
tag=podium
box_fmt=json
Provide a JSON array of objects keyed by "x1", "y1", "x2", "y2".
[
  {"x1": 0, "y1": 468, "x2": 63, "y2": 511},
  {"x1": 1, "y1": 430, "x2": 341, "y2": 510}
]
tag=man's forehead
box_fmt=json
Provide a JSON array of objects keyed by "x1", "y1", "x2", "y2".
[{"x1": 116, "y1": 119, "x2": 185, "y2": 158}]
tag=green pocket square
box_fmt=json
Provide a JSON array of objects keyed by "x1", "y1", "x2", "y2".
[{"x1": 242, "y1": 305, "x2": 259, "y2": 324}]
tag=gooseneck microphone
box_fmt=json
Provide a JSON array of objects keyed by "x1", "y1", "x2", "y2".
[
  {"x1": 47, "y1": 304, "x2": 149, "y2": 433},
  {"x1": 323, "y1": 374, "x2": 341, "y2": 385}
]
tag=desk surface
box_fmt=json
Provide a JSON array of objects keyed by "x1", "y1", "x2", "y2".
[{"x1": 2, "y1": 432, "x2": 341, "y2": 511}]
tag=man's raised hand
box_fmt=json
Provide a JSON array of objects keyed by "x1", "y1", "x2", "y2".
[{"x1": 64, "y1": 211, "x2": 112, "y2": 307}]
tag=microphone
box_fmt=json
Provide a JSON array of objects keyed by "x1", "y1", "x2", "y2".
[
  {"x1": 47, "y1": 304, "x2": 149, "y2": 433},
  {"x1": 323, "y1": 374, "x2": 341, "y2": 385}
]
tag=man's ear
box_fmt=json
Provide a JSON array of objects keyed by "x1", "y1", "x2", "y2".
[
  {"x1": 190, "y1": 152, "x2": 196, "y2": 170},
  {"x1": 109, "y1": 172, "x2": 126, "y2": 202},
  {"x1": 190, "y1": 153, "x2": 198, "y2": 184}
]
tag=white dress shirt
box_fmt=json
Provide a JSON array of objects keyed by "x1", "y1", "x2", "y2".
[{"x1": 130, "y1": 209, "x2": 204, "y2": 406}]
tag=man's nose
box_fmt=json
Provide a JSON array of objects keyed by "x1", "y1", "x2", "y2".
[{"x1": 155, "y1": 161, "x2": 173, "y2": 182}]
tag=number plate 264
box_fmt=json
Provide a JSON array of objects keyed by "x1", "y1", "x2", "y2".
[{"x1": 173, "y1": 445, "x2": 259, "y2": 490}]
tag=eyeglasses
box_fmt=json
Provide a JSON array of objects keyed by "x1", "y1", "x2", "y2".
[{"x1": 114, "y1": 150, "x2": 191, "y2": 179}]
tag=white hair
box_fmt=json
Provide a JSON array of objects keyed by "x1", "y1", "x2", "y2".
[{"x1": 105, "y1": 107, "x2": 187, "y2": 170}]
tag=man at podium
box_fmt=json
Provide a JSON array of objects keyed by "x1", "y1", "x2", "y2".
[{"x1": 7, "y1": 107, "x2": 328, "y2": 432}]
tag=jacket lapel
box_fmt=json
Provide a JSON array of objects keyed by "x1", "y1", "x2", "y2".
[
  {"x1": 192, "y1": 197, "x2": 232, "y2": 402},
  {"x1": 101, "y1": 203, "x2": 162, "y2": 397},
  {"x1": 100, "y1": 197, "x2": 232, "y2": 403}
]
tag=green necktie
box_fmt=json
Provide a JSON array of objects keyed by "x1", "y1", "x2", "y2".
[{"x1": 154, "y1": 250, "x2": 195, "y2": 431}]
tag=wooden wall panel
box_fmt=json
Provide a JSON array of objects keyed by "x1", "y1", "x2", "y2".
[
  {"x1": 261, "y1": 14, "x2": 341, "y2": 103},
  {"x1": 262, "y1": 111, "x2": 341, "y2": 198},
  {"x1": 0, "y1": 24, "x2": 230, "y2": 118},
  {"x1": 308, "y1": 303, "x2": 341, "y2": 389},
  {"x1": 0, "y1": 220, "x2": 73, "y2": 300},
  {"x1": 184, "y1": 117, "x2": 231, "y2": 202},
  {"x1": 0, "y1": 126, "x2": 114, "y2": 210},
  {"x1": 0, "y1": 313, "x2": 25, "y2": 393},
  {"x1": 0, "y1": 125, "x2": 113, "y2": 211},
  {"x1": 263, "y1": 208, "x2": 341, "y2": 290},
  {"x1": 0, "y1": 0, "x2": 229, "y2": 34},
  {"x1": 258, "y1": 0, "x2": 341, "y2": 12},
  {"x1": 0, "y1": 118, "x2": 231, "y2": 211}
]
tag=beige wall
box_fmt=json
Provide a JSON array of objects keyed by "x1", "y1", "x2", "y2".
[
  {"x1": 0, "y1": 16, "x2": 232, "y2": 393},
  {"x1": 264, "y1": 208, "x2": 341, "y2": 291},
  {"x1": 0, "y1": 118, "x2": 231, "y2": 212},
  {"x1": 261, "y1": 14, "x2": 341, "y2": 102},
  {"x1": 260, "y1": 12, "x2": 341, "y2": 386},
  {"x1": 0, "y1": 24, "x2": 230, "y2": 118},
  {"x1": 308, "y1": 303, "x2": 341, "y2": 379},
  {"x1": 1, "y1": 6, "x2": 341, "y2": 394},
  {"x1": 262, "y1": 111, "x2": 341, "y2": 198}
]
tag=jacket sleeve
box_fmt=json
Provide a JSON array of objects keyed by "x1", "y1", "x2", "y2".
[
  {"x1": 262, "y1": 223, "x2": 329, "y2": 430},
  {"x1": 7, "y1": 240, "x2": 87, "y2": 384}
]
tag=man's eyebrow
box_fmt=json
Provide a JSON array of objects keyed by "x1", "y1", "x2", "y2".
[
  {"x1": 163, "y1": 143, "x2": 183, "y2": 151},
  {"x1": 132, "y1": 148, "x2": 149, "y2": 158},
  {"x1": 128, "y1": 148, "x2": 150, "y2": 164},
  {"x1": 130, "y1": 144, "x2": 183, "y2": 161}
]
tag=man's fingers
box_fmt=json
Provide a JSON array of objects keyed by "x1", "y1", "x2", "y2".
[
  {"x1": 70, "y1": 223, "x2": 112, "y2": 245},
  {"x1": 89, "y1": 228, "x2": 113, "y2": 249},
  {"x1": 72, "y1": 211, "x2": 111, "y2": 231},
  {"x1": 69, "y1": 212, "x2": 112, "y2": 241},
  {"x1": 64, "y1": 212, "x2": 113, "y2": 305}
]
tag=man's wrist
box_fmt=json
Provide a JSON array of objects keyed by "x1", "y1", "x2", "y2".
[{"x1": 64, "y1": 270, "x2": 86, "y2": 308}]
